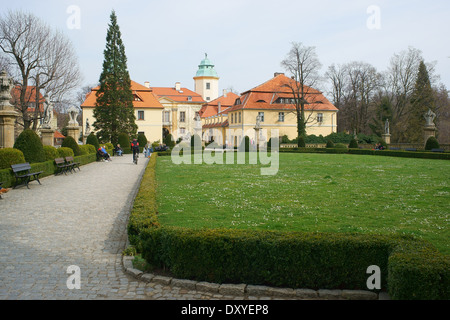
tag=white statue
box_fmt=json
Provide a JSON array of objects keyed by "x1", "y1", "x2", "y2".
[
  {"x1": 424, "y1": 109, "x2": 436, "y2": 127},
  {"x1": 385, "y1": 119, "x2": 390, "y2": 135},
  {"x1": 68, "y1": 106, "x2": 80, "y2": 126},
  {"x1": 85, "y1": 118, "x2": 91, "y2": 135},
  {"x1": 43, "y1": 96, "x2": 53, "y2": 129}
]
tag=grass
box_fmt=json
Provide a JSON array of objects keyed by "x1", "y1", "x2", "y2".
[{"x1": 155, "y1": 153, "x2": 449, "y2": 254}]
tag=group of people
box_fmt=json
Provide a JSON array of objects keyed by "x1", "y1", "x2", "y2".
[
  {"x1": 96, "y1": 139, "x2": 154, "y2": 163},
  {"x1": 374, "y1": 143, "x2": 386, "y2": 151},
  {"x1": 97, "y1": 145, "x2": 112, "y2": 162}
]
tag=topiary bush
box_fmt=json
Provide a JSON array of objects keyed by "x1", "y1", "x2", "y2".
[
  {"x1": 61, "y1": 136, "x2": 81, "y2": 156},
  {"x1": 349, "y1": 138, "x2": 359, "y2": 149},
  {"x1": 0, "y1": 148, "x2": 26, "y2": 169},
  {"x1": 326, "y1": 140, "x2": 335, "y2": 148},
  {"x1": 43, "y1": 145, "x2": 59, "y2": 161},
  {"x1": 84, "y1": 144, "x2": 97, "y2": 154},
  {"x1": 13, "y1": 129, "x2": 46, "y2": 163},
  {"x1": 191, "y1": 134, "x2": 202, "y2": 150},
  {"x1": 164, "y1": 134, "x2": 175, "y2": 148},
  {"x1": 118, "y1": 133, "x2": 130, "y2": 151},
  {"x1": 138, "y1": 133, "x2": 148, "y2": 152},
  {"x1": 57, "y1": 147, "x2": 74, "y2": 158},
  {"x1": 86, "y1": 133, "x2": 99, "y2": 151},
  {"x1": 239, "y1": 136, "x2": 250, "y2": 152},
  {"x1": 425, "y1": 136, "x2": 440, "y2": 151}
]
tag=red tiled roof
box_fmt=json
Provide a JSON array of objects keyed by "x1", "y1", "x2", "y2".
[
  {"x1": 81, "y1": 81, "x2": 164, "y2": 109},
  {"x1": 151, "y1": 87, "x2": 205, "y2": 104},
  {"x1": 54, "y1": 130, "x2": 65, "y2": 139},
  {"x1": 199, "y1": 92, "x2": 239, "y2": 118},
  {"x1": 227, "y1": 74, "x2": 337, "y2": 113},
  {"x1": 11, "y1": 85, "x2": 45, "y2": 112}
]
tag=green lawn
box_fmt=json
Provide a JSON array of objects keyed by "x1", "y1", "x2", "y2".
[{"x1": 155, "y1": 153, "x2": 450, "y2": 254}]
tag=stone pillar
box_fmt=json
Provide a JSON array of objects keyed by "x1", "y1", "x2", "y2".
[
  {"x1": 424, "y1": 125, "x2": 436, "y2": 145},
  {"x1": 0, "y1": 70, "x2": 19, "y2": 149},
  {"x1": 382, "y1": 134, "x2": 391, "y2": 145},
  {"x1": 66, "y1": 126, "x2": 81, "y2": 142},
  {"x1": 40, "y1": 128, "x2": 55, "y2": 147}
]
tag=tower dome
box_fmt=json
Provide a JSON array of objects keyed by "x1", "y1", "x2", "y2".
[
  {"x1": 195, "y1": 53, "x2": 219, "y2": 78},
  {"x1": 194, "y1": 53, "x2": 220, "y2": 102}
]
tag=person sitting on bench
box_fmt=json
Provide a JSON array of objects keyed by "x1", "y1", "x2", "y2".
[
  {"x1": 114, "y1": 144, "x2": 123, "y2": 156},
  {"x1": 97, "y1": 147, "x2": 111, "y2": 162}
]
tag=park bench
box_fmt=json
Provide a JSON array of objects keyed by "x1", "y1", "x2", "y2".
[
  {"x1": 405, "y1": 148, "x2": 417, "y2": 152},
  {"x1": 11, "y1": 163, "x2": 43, "y2": 189},
  {"x1": 389, "y1": 147, "x2": 400, "y2": 150},
  {"x1": 65, "y1": 156, "x2": 81, "y2": 173},
  {"x1": 431, "y1": 148, "x2": 445, "y2": 153},
  {"x1": 55, "y1": 158, "x2": 72, "y2": 175}
]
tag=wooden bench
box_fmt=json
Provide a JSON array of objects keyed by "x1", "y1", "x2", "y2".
[
  {"x1": 55, "y1": 158, "x2": 72, "y2": 175},
  {"x1": 405, "y1": 148, "x2": 417, "y2": 152},
  {"x1": 431, "y1": 148, "x2": 445, "y2": 153},
  {"x1": 11, "y1": 163, "x2": 44, "y2": 189},
  {"x1": 65, "y1": 156, "x2": 81, "y2": 172},
  {"x1": 389, "y1": 147, "x2": 401, "y2": 150}
]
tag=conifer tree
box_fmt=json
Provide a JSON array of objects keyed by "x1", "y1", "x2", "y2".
[
  {"x1": 93, "y1": 10, "x2": 137, "y2": 145},
  {"x1": 407, "y1": 61, "x2": 436, "y2": 143}
]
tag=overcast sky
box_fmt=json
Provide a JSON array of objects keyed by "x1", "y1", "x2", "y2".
[{"x1": 3, "y1": 0, "x2": 450, "y2": 99}]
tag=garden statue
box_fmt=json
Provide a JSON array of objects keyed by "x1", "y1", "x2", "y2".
[
  {"x1": 384, "y1": 119, "x2": 390, "y2": 135},
  {"x1": 42, "y1": 96, "x2": 53, "y2": 129},
  {"x1": 68, "y1": 106, "x2": 79, "y2": 126},
  {"x1": 85, "y1": 118, "x2": 91, "y2": 135},
  {"x1": 424, "y1": 109, "x2": 436, "y2": 127}
]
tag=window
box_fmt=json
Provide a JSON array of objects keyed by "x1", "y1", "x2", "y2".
[
  {"x1": 258, "y1": 112, "x2": 265, "y2": 122},
  {"x1": 195, "y1": 112, "x2": 199, "y2": 120},
  {"x1": 180, "y1": 111, "x2": 186, "y2": 122},
  {"x1": 138, "y1": 110, "x2": 144, "y2": 120},
  {"x1": 231, "y1": 113, "x2": 234, "y2": 124},
  {"x1": 188, "y1": 96, "x2": 192, "y2": 102},
  {"x1": 239, "y1": 112, "x2": 241, "y2": 123},
  {"x1": 164, "y1": 111, "x2": 170, "y2": 123},
  {"x1": 278, "y1": 112, "x2": 285, "y2": 122},
  {"x1": 206, "y1": 83, "x2": 211, "y2": 90},
  {"x1": 206, "y1": 97, "x2": 211, "y2": 101},
  {"x1": 317, "y1": 113, "x2": 323, "y2": 123},
  {"x1": 180, "y1": 128, "x2": 186, "y2": 134}
]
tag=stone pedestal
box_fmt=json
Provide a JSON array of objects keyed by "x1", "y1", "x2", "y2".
[
  {"x1": 382, "y1": 134, "x2": 391, "y2": 145},
  {"x1": 40, "y1": 128, "x2": 55, "y2": 147},
  {"x1": 0, "y1": 110, "x2": 19, "y2": 148},
  {"x1": 0, "y1": 70, "x2": 18, "y2": 149},
  {"x1": 424, "y1": 125, "x2": 436, "y2": 145},
  {"x1": 66, "y1": 126, "x2": 81, "y2": 142}
]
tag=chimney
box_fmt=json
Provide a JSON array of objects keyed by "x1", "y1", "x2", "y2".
[
  {"x1": 175, "y1": 82, "x2": 181, "y2": 91},
  {"x1": 223, "y1": 89, "x2": 227, "y2": 98},
  {"x1": 144, "y1": 81, "x2": 150, "y2": 88},
  {"x1": 274, "y1": 72, "x2": 285, "y2": 77},
  {"x1": 218, "y1": 102, "x2": 222, "y2": 114}
]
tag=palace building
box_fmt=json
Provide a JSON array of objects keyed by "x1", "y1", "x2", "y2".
[{"x1": 201, "y1": 73, "x2": 338, "y2": 146}]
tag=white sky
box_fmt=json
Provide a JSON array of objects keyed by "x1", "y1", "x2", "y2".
[{"x1": 2, "y1": 0, "x2": 450, "y2": 98}]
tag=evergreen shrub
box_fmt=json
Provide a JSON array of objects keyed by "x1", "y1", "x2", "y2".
[
  {"x1": 349, "y1": 138, "x2": 359, "y2": 149},
  {"x1": 13, "y1": 129, "x2": 46, "y2": 163},
  {"x1": 86, "y1": 133, "x2": 100, "y2": 150},
  {"x1": 57, "y1": 147, "x2": 74, "y2": 158},
  {"x1": 0, "y1": 148, "x2": 26, "y2": 169},
  {"x1": 61, "y1": 136, "x2": 81, "y2": 156},
  {"x1": 43, "y1": 145, "x2": 59, "y2": 161},
  {"x1": 425, "y1": 136, "x2": 440, "y2": 151},
  {"x1": 326, "y1": 140, "x2": 334, "y2": 148}
]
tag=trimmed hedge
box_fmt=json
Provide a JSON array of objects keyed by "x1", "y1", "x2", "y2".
[
  {"x1": 57, "y1": 147, "x2": 74, "y2": 158},
  {"x1": 278, "y1": 147, "x2": 450, "y2": 160},
  {"x1": 127, "y1": 154, "x2": 160, "y2": 251},
  {"x1": 86, "y1": 133, "x2": 100, "y2": 151},
  {"x1": 0, "y1": 148, "x2": 26, "y2": 169},
  {"x1": 128, "y1": 153, "x2": 450, "y2": 300},
  {"x1": 43, "y1": 145, "x2": 59, "y2": 161}
]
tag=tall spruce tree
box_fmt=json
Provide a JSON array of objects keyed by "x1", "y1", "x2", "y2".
[
  {"x1": 93, "y1": 10, "x2": 137, "y2": 145},
  {"x1": 407, "y1": 61, "x2": 436, "y2": 143}
]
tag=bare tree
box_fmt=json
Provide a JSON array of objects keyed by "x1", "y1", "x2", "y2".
[
  {"x1": 0, "y1": 10, "x2": 82, "y2": 131},
  {"x1": 281, "y1": 42, "x2": 322, "y2": 145}
]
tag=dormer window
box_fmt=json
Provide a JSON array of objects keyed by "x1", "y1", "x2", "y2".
[{"x1": 188, "y1": 96, "x2": 192, "y2": 102}]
